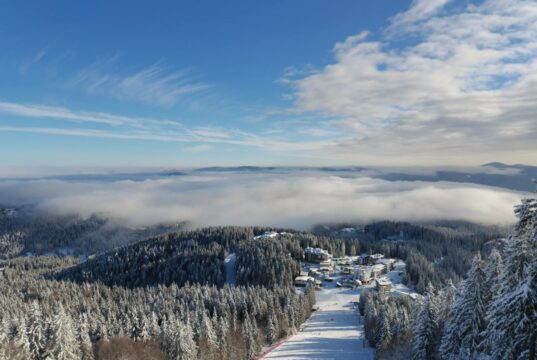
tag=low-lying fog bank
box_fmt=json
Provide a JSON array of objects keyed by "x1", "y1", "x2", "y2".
[{"x1": 0, "y1": 170, "x2": 524, "y2": 229}]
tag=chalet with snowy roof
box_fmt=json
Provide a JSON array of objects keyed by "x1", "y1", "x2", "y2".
[
  {"x1": 294, "y1": 275, "x2": 315, "y2": 287},
  {"x1": 377, "y1": 258, "x2": 396, "y2": 272},
  {"x1": 304, "y1": 247, "x2": 332, "y2": 263},
  {"x1": 319, "y1": 260, "x2": 335, "y2": 273},
  {"x1": 372, "y1": 264, "x2": 386, "y2": 277},
  {"x1": 354, "y1": 266, "x2": 373, "y2": 283},
  {"x1": 375, "y1": 277, "x2": 392, "y2": 298},
  {"x1": 361, "y1": 253, "x2": 384, "y2": 265}
]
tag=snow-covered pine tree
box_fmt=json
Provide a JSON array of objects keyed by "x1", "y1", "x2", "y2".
[
  {"x1": 148, "y1": 311, "x2": 160, "y2": 339},
  {"x1": 177, "y1": 319, "x2": 198, "y2": 360},
  {"x1": 15, "y1": 317, "x2": 31, "y2": 356},
  {"x1": 484, "y1": 196, "x2": 537, "y2": 360},
  {"x1": 523, "y1": 253, "x2": 537, "y2": 360},
  {"x1": 78, "y1": 314, "x2": 94, "y2": 360},
  {"x1": 198, "y1": 309, "x2": 217, "y2": 349},
  {"x1": 483, "y1": 248, "x2": 503, "y2": 305},
  {"x1": 0, "y1": 317, "x2": 7, "y2": 360},
  {"x1": 412, "y1": 283, "x2": 441, "y2": 360},
  {"x1": 46, "y1": 305, "x2": 82, "y2": 360},
  {"x1": 216, "y1": 314, "x2": 229, "y2": 358},
  {"x1": 439, "y1": 253, "x2": 487, "y2": 359},
  {"x1": 439, "y1": 279, "x2": 457, "y2": 322},
  {"x1": 266, "y1": 311, "x2": 278, "y2": 344},
  {"x1": 376, "y1": 305, "x2": 393, "y2": 351},
  {"x1": 26, "y1": 301, "x2": 45, "y2": 360},
  {"x1": 243, "y1": 313, "x2": 260, "y2": 360}
]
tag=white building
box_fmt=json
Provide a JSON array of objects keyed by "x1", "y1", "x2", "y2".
[
  {"x1": 304, "y1": 247, "x2": 332, "y2": 262},
  {"x1": 377, "y1": 258, "x2": 396, "y2": 272},
  {"x1": 354, "y1": 266, "x2": 373, "y2": 283},
  {"x1": 371, "y1": 264, "x2": 386, "y2": 278},
  {"x1": 376, "y1": 277, "x2": 392, "y2": 298},
  {"x1": 294, "y1": 275, "x2": 315, "y2": 287}
]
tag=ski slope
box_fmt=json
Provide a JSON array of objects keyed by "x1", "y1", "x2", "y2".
[
  {"x1": 224, "y1": 253, "x2": 237, "y2": 286},
  {"x1": 261, "y1": 283, "x2": 374, "y2": 360}
]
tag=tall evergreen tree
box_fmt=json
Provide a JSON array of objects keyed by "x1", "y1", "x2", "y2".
[
  {"x1": 78, "y1": 314, "x2": 94, "y2": 360},
  {"x1": 243, "y1": 314, "x2": 260, "y2": 360},
  {"x1": 46, "y1": 305, "x2": 82, "y2": 360},
  {"x1": 439, "y1": 254, "x2": 487, "y2": 359},
  {"x1": 484, "y1": 197, "x2": 537, "y2": 360},
  {"x1": 412, "y1": 283, "x2": 441, "y2": 360},
  {"x1": 26, "y1": 301, "x2": 45, "y2": 360}
]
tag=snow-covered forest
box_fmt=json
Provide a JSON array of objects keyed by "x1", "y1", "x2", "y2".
[
  {"x1": 0, "y1": 198, "x2": 535, "y2": 359},
  {"x1": 415, "y1": 196, "x2": 537, "y2": 359},
  {"x1": 0, "y1": 228, "x2": 316, "y2": 359},
  {"x1": 359, "y1": 195, "x2": 537, "y2": 359}
]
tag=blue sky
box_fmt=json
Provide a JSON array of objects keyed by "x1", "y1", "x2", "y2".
[{"x1": 1, "y1": 0, "x2": 536, "y2": 170}]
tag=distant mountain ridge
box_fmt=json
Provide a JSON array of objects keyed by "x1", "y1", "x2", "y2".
[
  {"x1": 1, "y1": 162, "x2": 535, "y2": 192},
  {"x1": 375, "y1": 162, "x2": 536, "y2": 192}
]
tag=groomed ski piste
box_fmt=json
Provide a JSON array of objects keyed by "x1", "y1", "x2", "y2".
[
  {"x1": 224, "y1": 253, "x2": 237, "y2": 286},
  {"x1": 260, "y1": 278, "x2": 374, "y2": 359}
]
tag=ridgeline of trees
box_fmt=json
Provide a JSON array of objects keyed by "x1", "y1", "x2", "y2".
[{"x1": 0, "y1": 210, "x2": 183, "y2": 259}]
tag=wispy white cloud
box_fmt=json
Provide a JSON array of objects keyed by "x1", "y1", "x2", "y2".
[
  {"x1": 0, "y1": 98, "x2": 339, "y2": 154},
  {"x1": 0, "y1": 124, "x2": 336, "y2": 155},
  {"x1": 19, "y1": 49, "x2": 47, "y2": 74},
  {"x1": 387, "y1": 0, "x2": 452, "y2": 32},
  {"x1": 0, "y1": 101, "x2": 150, "y2": 127},
  {"x1": 182, "y1": 144, "x2": 213, "y2": 153},
  {"x1": 71, "y1": 56, "x2": 209, "y2": 106}
]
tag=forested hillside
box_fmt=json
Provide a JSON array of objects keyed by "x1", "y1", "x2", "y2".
[
  {"x1": 0, "y1": 208, "x2": 183, "y2": 259},
  {"x1": 0, "y1": 227, "x2": 316, "y2": 360},
  {"x1": 358, "y1": 195, "x2": 537, "y2": 359},
  {"x1": 0, "y1": 256, "x2": 315, "y2": 359},
  {"x1": 313, "y1": 221, "x2": 507, "y2": 292},
  {"x1": 0, "y1": 209, "x2": 520, "y2": 359}
]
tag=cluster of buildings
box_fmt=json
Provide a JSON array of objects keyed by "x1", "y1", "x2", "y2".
[
  {"x1": 353, "y1": 254, "x2": 402, "y2": 283},
  {"x1": 294, "y1": 246, "x2": 408, "y2": 299},
  {"x1": 295, "y1": 247, "x2": 334, "y2": 287}
]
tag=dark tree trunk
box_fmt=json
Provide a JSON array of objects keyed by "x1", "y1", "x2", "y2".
[{"x1": 529, "y1": 331, "x2": 537, "y2": 360}]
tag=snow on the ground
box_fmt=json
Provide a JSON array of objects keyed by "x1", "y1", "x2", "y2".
[
  {"x1": 254, "y1": 231, "x2": 279, "y2": 240},
  {"x1": 224, "y1": 253, "x2": 237, "y2": 286},
  {"x1": 385, "y1": 267, "x2": 419, "y2": 299},
  {"x1": 262, "y1": 281, "x2": 374, "y2": 360},
  {"x1": 261, "y1": 257, "x2": 417, "y2": 359}
]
